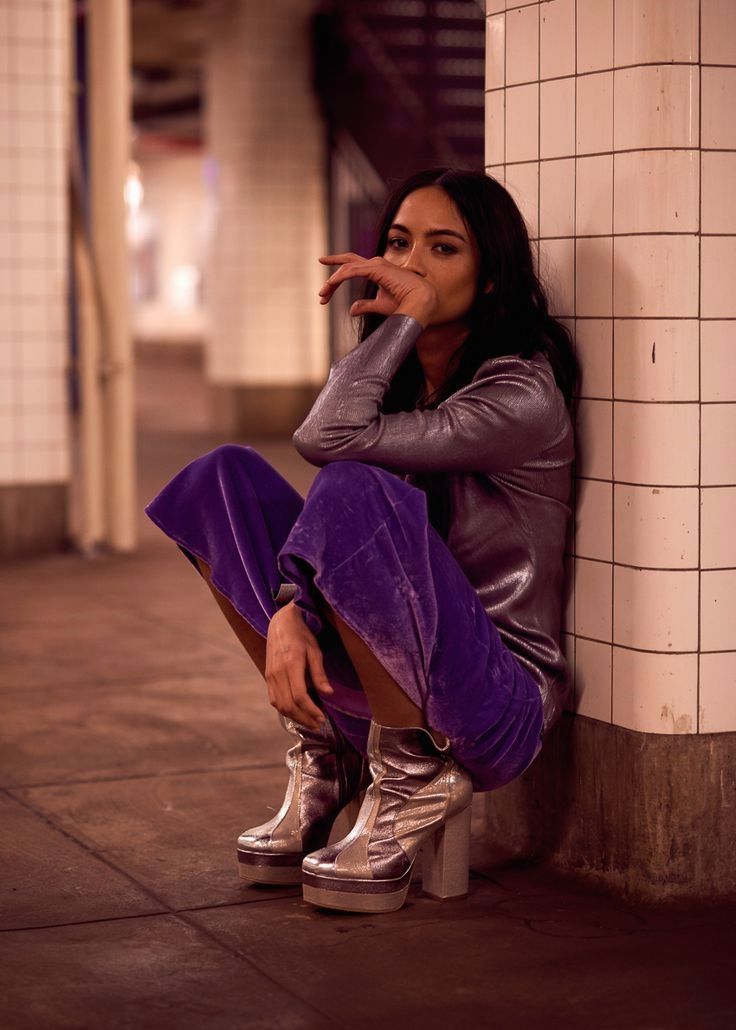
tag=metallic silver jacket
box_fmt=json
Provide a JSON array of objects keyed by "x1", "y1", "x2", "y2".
[{"x1": 293, "y1": 313, "x2": 574, "y2": 736}]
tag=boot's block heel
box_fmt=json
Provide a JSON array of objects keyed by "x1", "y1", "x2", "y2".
[
  {"x1": 301, "y1": 724, "x2": 474, "y2": 914},
  {"x1": 421, "y1": 801, "x2": 472, "y2": 900}
]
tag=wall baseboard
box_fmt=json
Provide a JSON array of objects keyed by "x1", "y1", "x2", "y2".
[
  {"x1": 483, "y1": 712, "x2": 736, "y2": 905},
  {"x1": 0, "y1": 483, "x2": 69, "y2": 559}
]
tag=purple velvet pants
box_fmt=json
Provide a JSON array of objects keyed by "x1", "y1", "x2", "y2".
[{"x1": 143, "y1": 444, "x2": 543, "y2": 792}]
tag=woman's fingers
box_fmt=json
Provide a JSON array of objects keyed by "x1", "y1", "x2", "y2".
[
  {"x1": 349, "y1": 295, "x2": 397, "y2": 318},
  {"x1": 286, "y1": 663, "x2": 327, "y2": 728},
  {"x1": 317, "y1": 252, "x2": 367, "y2": 302},
  {"x1": 319, "y1": 261, "x2": 399, "y2": 304},
  {"x1": 265, "y1": 603, "x2": 330, "y2": 729},
  {"x1": 271, "y1": 652, "x2": 327, "y2": 728},
  {"x1": 317, "y1": 253, "x2": 434, "y2": 318},
  {"x1": 306, "y1": 644, "x2": 333, "y2": 696},
  {"x1": 318, "y1": 252, "x2": 364, "y2": 265},
  {"x1": 269, "y1": 666, "x2": 324, "y2": 729},
  {"x1": 318, "y1": 260, "x2": 374, "y2": 304}
]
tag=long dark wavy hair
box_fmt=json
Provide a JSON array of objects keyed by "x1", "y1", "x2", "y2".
[
  {"x1": 358, "y1": 166, "x2": 579, "y2": 538},
  {"x1": 360, "y1": 166, "x2": 578, "y2": 408}
]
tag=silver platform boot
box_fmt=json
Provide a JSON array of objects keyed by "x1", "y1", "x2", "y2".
[
  {"x1": 237, "y1": 712, "x2": 367, "y2": 885},
  {"x1": 301, "y1": 721, "x2": 473, "y2": 913}
]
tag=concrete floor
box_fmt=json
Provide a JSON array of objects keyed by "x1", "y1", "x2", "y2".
[{"x1": 2, "y1": 346, "x2": 735, "y2": 1029}]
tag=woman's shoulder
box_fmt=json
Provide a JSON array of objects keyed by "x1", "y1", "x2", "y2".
[
  {"x1": 466, "y1": 350, "x2": 570, "y2": 433},
  {"x1": 469, "y1": 349, "x2": 557, "y2": 396},
  {"x1": 472, "y1": 348, "x2": 551, "y2": 379}
]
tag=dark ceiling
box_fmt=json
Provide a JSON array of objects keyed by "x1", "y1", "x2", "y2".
[
  {"x1": 129, "y1": 0, "x2": 486, "y2": 173},
  {"x1": 130, "y1": 0, "x2": 206, "y2": 143}
]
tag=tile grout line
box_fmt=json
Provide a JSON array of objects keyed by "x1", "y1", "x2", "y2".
[
  {"x1": 0, "y1": 893, "x2": 302, "y2": 936},
  {"x1": 610, "y1": 0, "x2": 616, "y2": 725},
  {"x1": 0, "y1": 669, "x2": 256, "y2": 692},
  {"x1": 1, "y1": 787, "x2": 348, "y2": 1029},
  {"x1": 2, "y1": 759, "x2": 286, "y2": 793},
  {"x1": 2, "y1": 786, "x2": 182, "y2": 915},
  {"x1": 168, "y1": 910, "x2": 349, "y2": 1030},
  {"x1": 86, "y1": 598, "x2": 247, "y2": 656},
  {"x1": 0, "y1": 908, "x2": 171, "y2": 935},
  {"x1": 572, "y1": 0, "x2": 578, "y2": 713},
  {"x1": 696, "y1": 1, "x2": 703, "y2": 734}
]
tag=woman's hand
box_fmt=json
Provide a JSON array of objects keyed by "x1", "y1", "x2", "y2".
[
  {"x1": 318, "y1": 252, "x2": 438, "y2": 325},
  {"x1": 265, "y1": 601, "x2": 333, "y2": 731}
]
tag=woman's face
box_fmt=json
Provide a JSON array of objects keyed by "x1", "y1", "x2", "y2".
[{"x1": 382, "y1": 185, "x2": 486, "y2": 326}]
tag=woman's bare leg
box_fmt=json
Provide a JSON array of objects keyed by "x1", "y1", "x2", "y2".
[
  {"x1": 194, "y1": 556, "x2": 267, "y2": 677},
  {"x1": 194, "y1": 555, "x2": 445, "y2": 744},
  {"x1": 321, "y1": 604, "x2": 447, "y2": 746}
]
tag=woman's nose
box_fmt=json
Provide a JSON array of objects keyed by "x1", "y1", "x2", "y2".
[{"x1": 400, "y1": 247, "x2": 427, "y2": 277}]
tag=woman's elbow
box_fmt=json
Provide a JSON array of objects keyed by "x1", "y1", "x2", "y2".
[{"x1": 291, "y1": 425, "x2": 329, "y2": 467}]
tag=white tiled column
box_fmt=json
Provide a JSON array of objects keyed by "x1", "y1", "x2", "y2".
[
  {"x1": 485, "y1": 0, "x2": 736, "y2": 737},
  {"x1": 204, "y1": 0, "x2": 329, "y2": 399},
  {"x1": 699, "y1": 0, "x2": 736, "y2": 732},
  {"x1": 0, "y1": 0, "x2": 70, "y2": 492}
]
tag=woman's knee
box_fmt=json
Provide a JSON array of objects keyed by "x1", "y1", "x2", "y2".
[
  {"x1": 313, "y1": 459, "x2": 376, "y2": 484},
  {"x1": 301, "y1": 460, "x2": 427, "y2": 538},
  {"x1": 310, "y1": 460, "x2": 403, "y2": 504},
  {"x1": 195, "y1": 443, "x2": 283, "y2": 487},
  {"x1": 205, "y1": 442, "x2": 263, "y2": 472}
]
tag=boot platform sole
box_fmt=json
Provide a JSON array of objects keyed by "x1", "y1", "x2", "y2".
[
  {"x1": 302, "y1": 882, "x2": 410, "y2": 913},
  {"x1": 238, "y1": 864, "x2": 302, "y2": 885},
  {"x1": 301, "y1": 863, "x2": 414, "y2": 913},
  {"x1": 237, "y1": 851, "x2": 304, "y2": 885}
]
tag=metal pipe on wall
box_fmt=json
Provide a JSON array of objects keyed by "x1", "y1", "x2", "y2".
[
  {"x1": 71, "y1": 183, "x2": 107, "y2": 553},
  {"x1": 86, "y1": 0, "x2": 136, "y2": 552}
]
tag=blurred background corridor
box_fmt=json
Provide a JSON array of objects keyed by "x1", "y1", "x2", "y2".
[{"x1": 1, "y1": 1, "x2": 735, "y2": 1025}]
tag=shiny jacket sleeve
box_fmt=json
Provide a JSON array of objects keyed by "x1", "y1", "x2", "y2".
[{"x1": 292, "y1": 313, "x2": 567, "y2": 475}]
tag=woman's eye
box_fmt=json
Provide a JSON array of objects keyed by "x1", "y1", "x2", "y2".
[{"x1": 387, "y1": 238, "x2": 456, "y2": 255}]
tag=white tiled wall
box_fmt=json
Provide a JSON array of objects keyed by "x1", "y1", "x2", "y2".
[
  {"x1": 485, "y1": 0, "x2": 736, "y2": 735},
  {"x1": 204, "y1": 0, "x2": 328, "y2": 387},
  {"x1": 0, "y1": 0, "x2": 70, "y2": 485}
]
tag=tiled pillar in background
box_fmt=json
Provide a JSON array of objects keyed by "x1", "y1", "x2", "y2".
[
  {"x1": 484, "y1": 0, "x2": 736, "y2": 901},
  {"x1": 0, "y1": 0, "x2": 70, "y2": 555},
  {"x1": 204, "y1": 0, "x2": 329, "y2": 437}
]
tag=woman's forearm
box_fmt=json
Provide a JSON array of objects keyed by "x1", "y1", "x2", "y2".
[{"x1": 292, "y1": 314, "x2": 424, "y2": 465}]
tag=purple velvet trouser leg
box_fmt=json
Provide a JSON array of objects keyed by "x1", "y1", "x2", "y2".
[{"x1": 143, "y1": 443, "x2": 544, "y2": 792}]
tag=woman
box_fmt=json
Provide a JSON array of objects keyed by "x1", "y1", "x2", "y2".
[{"x1": 144, "y1": 167, "x2": 578, "y2": 915}]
